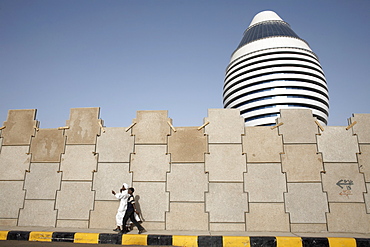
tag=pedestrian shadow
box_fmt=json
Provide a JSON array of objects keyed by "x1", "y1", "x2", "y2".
[{"x1": 135, "y1": 195, "x2": 145, "y2": 222}]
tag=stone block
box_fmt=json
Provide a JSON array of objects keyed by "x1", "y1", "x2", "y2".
[
  {"x1": 0, "y1": 219, "x2": 17, "y2": 226},
  {"x1": 90, "y1": 201, "x2": 118, "y2": 229},
  {"x1": 56, "y1": 220, "x2": 89, "y2": 228},
  {"x1": 244, "y1": 163, "x2": 286, "y2": 202},
  {"x1": 141, "y1": 222, "x2": 165, "y2": 230},
  {"x1": 204, "y1": 109, "x2": 245, "y2": 144},
  {"x1": 130, "y1": 145, "x2": 170, "y2": 182},
  {"x1": 327, "y1": 203, "x2": 370, "y2": 233},
  {"x1": 290, "y1": 224, "x2": 327, "y2": 232},
  {"x1": 24, "y1": 163, "x2": 61, "y2": 199},
  {"x1": 29, "y1": 128, "x2": 65, "y2": 163},
  {"x1": 167, "y1": 163, "x2": 208, "y2": 202},
  {"x1": 350, "y1": 114, "x2": 370, "y2": 143},
  {"x1": 55, "y1": 181, "x2": 94, "y2": 220},
  {"x1": 132, "y1": 111, "x2": 171, "y2": 144},
  {"x1": 277, "y1": 109, "x2": 319, "y2": 144},
  {"x1": 166, "y1": 203, "x2": 208, "y2": 231},
  {"x1": 285, "y1": 183, "x2": 329, "y2": 223},
  {"x1": 60, "y1": 145, "x2": 97, "y2": 181},
  {"x1": 205, "y1": 183, "x2": 248, "y2": 222},
  {"x1": 322, "y1": 163, "x2": 366, "y2": 202},
  {"x1": 0, "y1": 181, "x2": 25, "y2": 218},
  {"x1": 210, "y1": 223, "x2": 245, "y2": 231},
  {"x1": 96, "y1": 127, "x2": 134, "y2": 163},
  {"x1": 168, "y1": 127, "x2": 207, "y2": 163},
  {"x1": 93, "y1": 163, "x2": 132, "y2": 200},
  {"x1": 65, "y1": 108, "x2": 101, "y2": 145},
  {"x1": 0, "y1": 145, "x2": 30, "y2": 180},
  {"x1": 243, "y1": 127, "x2": 283, "y2": 163},
  {"x1": 205, "y1": 144, "x2": 246, "y2": 182},
  {"x1": 18, "y1": 200, "x2": 57, "y2": 227},
  {"x1": 359, "y1": 145, "x2": 370, "y2": 182},
  {"x1": 281, "y1": 144, "x2": 324, "y2": 182},
  {"x1": 364, "y1": 183, "x2": 370, "y2": 213},
  {"x1": 246, "y1": 203, "x2": 290, "y2": 232},
  {"x1": 317, "y1": 126, "x2": 359, "y2": 162},
  {"x1": 132, "y1": 182, "x2": 169, "y2": 222},
  {"x1": 1, "y1": 109, "x2": 37, "y2": 145}
]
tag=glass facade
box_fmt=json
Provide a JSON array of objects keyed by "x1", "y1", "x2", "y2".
[{"x1": 237, "y1": 21, "x2": 301, "y2": 49}]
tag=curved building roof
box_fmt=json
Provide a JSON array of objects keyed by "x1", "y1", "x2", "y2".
[{"x1": 237, "y1": 11, "x2": 302, "y2": 49}]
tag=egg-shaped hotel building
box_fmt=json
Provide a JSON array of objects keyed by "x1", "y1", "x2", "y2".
[{"x1": 223, "y1": 11, "x2": 329, "y2": 126}]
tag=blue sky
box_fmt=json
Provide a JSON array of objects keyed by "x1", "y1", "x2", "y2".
[{"x1": 1, "y1": 0, "x2": 369, "y2": 128}]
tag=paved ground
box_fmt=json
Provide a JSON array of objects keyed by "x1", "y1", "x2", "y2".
[{"x1": 1, "y1": 226, "x2": 370, "y2": 246}]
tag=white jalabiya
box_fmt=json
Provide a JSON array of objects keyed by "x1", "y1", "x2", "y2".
[{"x1": 115, "y1": 183, "x2": 129, "y2": 227}]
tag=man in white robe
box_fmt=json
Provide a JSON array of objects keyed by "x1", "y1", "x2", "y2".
[{"x1": 112, "y1": 183, "x2": 129, "y2": 231}]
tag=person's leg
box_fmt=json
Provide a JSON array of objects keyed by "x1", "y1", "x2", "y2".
[
  {"x1": 121, "y1": 211, "x2": 131, "y2": 233},
  {"x1": 114, "y1": 211, "x2": 123, "y2": 231},
  {"x1": 129, "y1": 213, "x2": 145, "y2": 232}
]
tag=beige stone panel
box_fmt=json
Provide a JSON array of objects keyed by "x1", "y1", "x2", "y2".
[
  {"x1": 96, "y1": 127, "x2": 134, "y2": 163},
  {"x1": 18, "y1": 200, "x2": 57, "y2": 227},
  {"x1": 167, "y1": 163, "x2": 208, "y2": 202},
  {"x1": 210, "y1": 223, "x2": 245, "y2": 231},
  {"x1": 351, "y1": 114, "x2": 370, "y2": 144},
  {"x1": 90, "y1": 201, "x2": 118, "y2": 229},
  {"x1": 317, "y1": 126, "x2": 359, "y2": 162},
  {"x1": 281, "y1": 144, "x2": 324, "y2": 182},
  {"x1": 327, "y1": 203, "x2": 370, "y2": 233},
  {"x1": 244, "y1": 163, "x2": 286, "y2": 202},
  {"x1": 290, "y1": 224, "x2": 327, "y2": 232},
  {"x1": 243, "y1": 127, "x2": 283, "y2": 163},
  {"x1": 0, "y1": 145, "x2": 30, "y2": 180},
  {"x1": 364, "y1": 183, "x2": 370, "y2": 213},
  {"x1": 1, "y1": 109, "x2": 37, "y2": 145},
  {"x1": 168, "y1": 127, "x2": 207, "y2": 163},
  {"x1": 277, "y1": 109, "x2": 318, "y2": 144},
  {"x1": 359, "y1": 145, "x2": 370, "y2": 182},
  {"x1": 204, "y1": 109, "x2": 244, "y2": 144},
  {"x1": 60, "y1": 145, "x2": 97, "y2": 181},
  {"x1": 56, "y1": 220, "x2": 88, "y2": 228},
  {"x1": 0, "y1": 219, "x2": 17, "y2": 226},
  {"x1": 0, "y1": 181, "x2": 25, "y2": 218},
  {"x1": 141, "y1": 222, "x2": 165, "y2": 230},
  {"x1": 130, "y1": 145, "x2": 170, "y2": 182},
  {"x1": 24, "y1": 163, "x2": 61, "y2": 199},
  {"x1": 132, "y1": 182, "x2": 169, "y2": 222},
  {"x1": 205, "y1": 183, "x2": 248, "y2": 222},
  {"x1": 93, "y1": 163, "x2": 131, "y2": 200},
  {"x1": 30, "y1": 128, "x2": 65, "y2": 163},
  {"x1": 246, "y1": 203, "x2": 290, "y2": 232},
  {"x1": 65, "y1": 108, "x2": 101, "y2": 145},
  {"x1": 166, "y1": 203, "x2": 208, "y2": 231},
  {"x1": 55, "y1": 181, "x2": 94, "y2": 220},
  {"x1": 132, "y1": 110, "x2": 171, "y2": 144},
  {"x1": 285, "y1": 183, "x2": 329, "y2": 223},
  {"x1": 205, "y1": 144, "x2": 246, "y2": 182},
  {"x1": 322, "y1": 163, "x2": 366, "y2": 202}
]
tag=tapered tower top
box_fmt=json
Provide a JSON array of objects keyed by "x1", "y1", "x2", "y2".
[
  {"x1": 249, "y1": 10, "x2": 283, "y2": 26},
  {"x1": 237, "y1": 10, "x2": 302, "y2": 50}
]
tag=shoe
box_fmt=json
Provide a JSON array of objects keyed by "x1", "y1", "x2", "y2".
[
  {"x1": 138, "y1": 229, "x2": 147, "y2": 234},
  {"x1": 113, "y1": 228, "x2": 120, "y2": 232}
]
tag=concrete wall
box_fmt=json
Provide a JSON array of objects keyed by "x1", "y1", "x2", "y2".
[{"x1": 0, "y1": 108, "x2": 369, "y2": 233}]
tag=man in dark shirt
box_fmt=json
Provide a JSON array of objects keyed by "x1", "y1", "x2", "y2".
[{"x1": 121, "y1": 187, "x2": 146, "y2": 234}]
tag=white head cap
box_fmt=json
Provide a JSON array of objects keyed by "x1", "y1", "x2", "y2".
[{"x1": 122, "y1": 183, "x2": 129, "y2": 189}]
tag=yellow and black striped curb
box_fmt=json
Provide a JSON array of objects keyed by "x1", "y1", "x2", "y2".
[{"x1": 1, "y1": 230, "x2": 370, "y2": 246}]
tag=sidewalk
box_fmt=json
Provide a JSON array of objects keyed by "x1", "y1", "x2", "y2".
[{"x1": 1, "y1": 226, "x2": 370, "y2": 246}]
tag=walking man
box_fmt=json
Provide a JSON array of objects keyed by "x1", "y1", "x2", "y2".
[
  {"x1": 112, "y1": 183, "x2": 129, "y2": 232},
  {"x1": 121, "y1": 187, "x2": 146, "y2": 234}
]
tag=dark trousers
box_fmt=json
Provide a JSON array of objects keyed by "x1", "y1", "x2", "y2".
[{"x1": 122, "y1": 208, "x2": 144, "y2": 232}]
